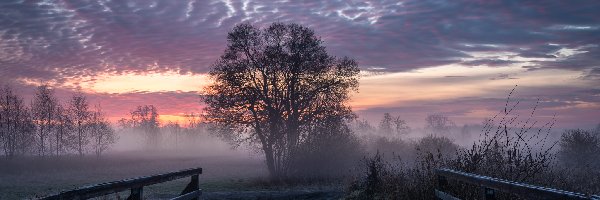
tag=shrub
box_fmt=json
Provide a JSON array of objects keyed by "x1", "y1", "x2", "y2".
[
  {"x1": 289, "y1": 118, "x2": 364, "y2": 180},
  {"x1": 558, "y1": 129, "x2": 600, "y2": 169},
  {"x1": 346, "y1": 88, "x2": 566, "y2": 199},
  {"x1": 415, "y1": 135, "x2": 459, "y2": 160}
]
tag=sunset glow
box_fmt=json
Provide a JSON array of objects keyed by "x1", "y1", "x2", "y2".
[{"x1": 0, "y1": 0, "x2": 598, "y2": 128}]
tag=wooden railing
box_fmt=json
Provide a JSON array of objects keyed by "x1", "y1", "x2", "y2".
[
  {"x1": 40, "y1": 167, "x2": 202, "y2": 200},
  {"x1": 435, "y1": 168, "x2": 600, "y2": 200}
]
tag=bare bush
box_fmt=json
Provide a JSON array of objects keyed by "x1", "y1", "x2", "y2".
[
  {"x1": 1, "y1": 85, "x2": 35, "y2": 158},
  {"x1": 366, "y1": 136, "x2": 415, "y2": 162},
  {"x1": 558, "y1": 129, "x2": 600, "y2": 169},
  {"x1": 425, "y1": 114, "x2": 455, "y2": 135},
  {"x1": 290, "y1": 117, "x2": 364, "y2": 180},
  {"x1": 379, "y1": 113, "x2": 411, "y2": 137},
  {"x1": 347, "y1": 87, "x2": 566, "y2": 199},
  {"x1": 415, "y1": 135, "x2": 459, "y2": 160}
]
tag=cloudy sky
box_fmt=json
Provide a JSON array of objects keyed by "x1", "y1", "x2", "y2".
[{"x1": 1, "y1": 0, "x2": 599, "y2": 128}]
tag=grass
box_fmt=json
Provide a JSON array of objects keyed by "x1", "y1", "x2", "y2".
[{"x1": 0, "y1": 150, "x2": 268, "y2": 199}]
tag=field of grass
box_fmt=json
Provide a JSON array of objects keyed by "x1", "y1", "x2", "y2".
[{"x1": 0, "y1": 150, "x2": 271, "y2": 199}]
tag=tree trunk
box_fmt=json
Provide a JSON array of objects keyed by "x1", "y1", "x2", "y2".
[
  {"x1": 263, "y1": 145, "x2": 277, "y2": 181},
  {"x1": 78, "y1": 123, "x2": 83, "y2": 156}
]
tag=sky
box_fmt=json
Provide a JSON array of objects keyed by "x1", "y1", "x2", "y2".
[{"x1": 0, "y1": 0, "x2": 599, "y2": 129}]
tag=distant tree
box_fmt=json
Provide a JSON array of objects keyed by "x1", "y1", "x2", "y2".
[
  {"x1": 69, "y1": 92, "x2": 91, "y2": 156},
  {"x1": 31, "y1": 85, "x2": 58, "y2": 156},
  {"x1": 415, "y1": 135, "x2": 459, "y2": 159},
  {"x1": 122, "y1": 105, "x2": 160, "y2": 148},
  {"x1": 53, "y1": 104, "x2": 73, "y2": 156},
  {"x1": 183, "y1": 112, "x2": 203, "y2": 131},
  {"x1": 0, "y1": 85, "x2": 35, "y2": 158},
  {"x1": 203, "y1": 22, "x2": 359, "y2": 179},
  {"x1": 89, "y1": 105, "x2": 116, "y2": 157},
  {"x1": 163, "y1": 121, "x2": 182, "y2": 150},
  {"x1": 355, "y1": 119, "x2": 376, "y2": 136},
  {"x1": 392, "y1": 116, "x2": 410, "y2": 136},
  {"x1": 379, "y1": 113, "x2": 410, "y2": 136},
  {"x1": 460, "y1": 124, "x2": 471, "y2": 137},
  {"x1": 558, "y1": 129, "x2": 600, "y2": 168},
  {"x1": 379, "y1": 113, "x2": 394, "y2": 135},
  {"x1": 425, "y1": 114, "x2": 455, "y2": 135}
]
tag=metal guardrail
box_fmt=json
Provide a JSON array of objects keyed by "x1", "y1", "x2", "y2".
[
  {"x1": 40, "y1": 167, "x2": 202, "y2": 200},
  {"x1": 435, "y1": 168, "x2": 600, "y2": 200}
]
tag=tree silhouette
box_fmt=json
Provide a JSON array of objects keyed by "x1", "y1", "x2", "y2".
[
  {"x1": 203, "y1": 22, "x2": 359, "y2": 179},
  {"x1": 68, "y1": 92, "x2": 90, "y2": 156},
  {"x1": 89, "y1": 105, "x2": 116, "y2": 157},
  {"x1": 379, "y1": 113, "x2": 410, "y2": 136},
  {"x1": 120, "y1": 105, "x2": 160, "y2": 148},
  {"x1": 425, "y1": 114, "x2": 455, "y2": 135},
  {"x1": 53, "y1": 104, "x2": 72, "y2": 156},
  {"x1": 0, "y1": 85, "x2": 35, "y2": 158},
  {"x1": 559, "y1": 129, "x2": 600, "y2": 168},
  {"x1": 31, "y1": 84, "x2": 58, "y2": 156}
]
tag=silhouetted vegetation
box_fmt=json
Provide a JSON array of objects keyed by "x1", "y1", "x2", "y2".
[
  {"x1": 202, "y1": 22, "x2": 360, "y2": 180},
  {"x1": 0, "y1": 84, "x2": 116, "y2": 158},
  {"x1": 558, "y1": 129, "x2": 600, "y2": 169},
  {"x1": 346, "y1": 88, "x2": 600, "y2": 199},
  {"x1": 118, "y1": 105, "x2": 161, "y2": 149}
]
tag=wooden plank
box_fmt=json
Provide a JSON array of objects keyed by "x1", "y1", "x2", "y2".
[
  {"x1": 41, "y1": 167, "x2": 202, "y2": 200},
  {"x1": 435, "y1": 189, "x2": 462, "y2": 200},
  {"x1": 436, "y1": 168, "x2": 598, "y2": 200},
  {"x1": 171, "y1": 190, "x2": 202, "y2": 200}
]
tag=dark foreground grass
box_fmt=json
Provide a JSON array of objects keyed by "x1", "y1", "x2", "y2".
[{"x1": 0, "y1": 150, "x2": 271, "y2": 199}]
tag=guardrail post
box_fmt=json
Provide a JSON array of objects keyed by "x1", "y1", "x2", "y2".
[
  {"x1": 127, "y1": 186, "x2": 143, "y2": 200},
  {"x1": 437, "y1": 175, "x2": 448, "y2": 200},
  {"x1": 180, "y1": 174, "x2": 199, "y2": 200},
  {"x1": 481, "y1": 187, "x2": 495, "y2": 200},
  {"x1": 438, "y1": 175, "x2": 447, "y2": 189}
]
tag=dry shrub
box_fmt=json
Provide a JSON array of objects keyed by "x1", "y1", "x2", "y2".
[
  {"x1": 550, "y1": 128, "x2": 600, "y2": 194},
  {"x1": 346, "y1": 88, "x2": 572, "y2": 199},
  {"x1": 346, "y1": 138, "x2": 455, "y2": 200},
  {"x1": 289, "y1": 118, "x2": 365, "y2": 181}
]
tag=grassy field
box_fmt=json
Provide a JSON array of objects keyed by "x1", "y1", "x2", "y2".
[{"x1": 0, "y1": 150, "x2": 271, "y2": 199}]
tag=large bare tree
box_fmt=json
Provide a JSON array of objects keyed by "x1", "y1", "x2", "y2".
[
  {"x1": 89, "y1": 105, "x2": 116, "y2": 157},
  {"x1": 53, "y1": 104, "x2": 73, "y2": 156},
  {"x1": 31, "y1": 85, "x2": 58, "y2": 156},
  {"x1": 0, "y1": 85, "x2": 35, "y2": 158},
  {"x1": 69, "y1": 92, "x2": 91, "y2": 156},
  {"x1": 203, "y1": 22, "x2": 359, "y2": 179}
]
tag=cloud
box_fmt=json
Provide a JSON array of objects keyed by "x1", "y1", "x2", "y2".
[
  {"x1": 1, "y1": 0, "x2": 599, "y2": 127},
  {"x1": 582, "y1": 67, "x2": 600, "y2": 80},
  {"x1": 462, "y1": 59, "x2": 521, "y2": 67},
  {"x1": 2, "y1": 0, "x2": 598, "y2": 82}
]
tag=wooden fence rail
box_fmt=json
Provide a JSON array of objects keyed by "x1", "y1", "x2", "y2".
[
  {"x1": 40, "y1": 167, "x2": 202, "y2": 200},
  {"x1": 435, "y1": 168, "x2": 600, "y2": 200}
]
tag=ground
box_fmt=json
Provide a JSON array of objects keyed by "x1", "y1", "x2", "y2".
[{"x1": 0, "y1": 150, "x2": 343, "y2": 199}]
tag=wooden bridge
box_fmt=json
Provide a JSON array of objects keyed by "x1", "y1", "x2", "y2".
[
  {"x1": 436, "y1": 168, "x2": 600, "y2": 200},
  {"x1": 40, "y1": 167, "x2": 202, "y2": 200}
]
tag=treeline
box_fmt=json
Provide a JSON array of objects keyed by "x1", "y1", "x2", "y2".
[
  {"x1": 117, "y1": 106, "x2": 210, "y2": 150},
  {"x1": 0, "y1": 84, "x2": 115, "y2": 159}
]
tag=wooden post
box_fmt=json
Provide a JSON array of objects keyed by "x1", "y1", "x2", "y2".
[
  {"x1": 437, "y1": 175, "x2": 448, "y2": 200},
  {"x1": 127, "y1": 187, "x2": 143, "y2": 200},
  {"x1": 482, "y1": 187, "x2": 495, "y2": 200},
  {"x1": 180, "y1": 174, "x2": 199, "y2": 200}
]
